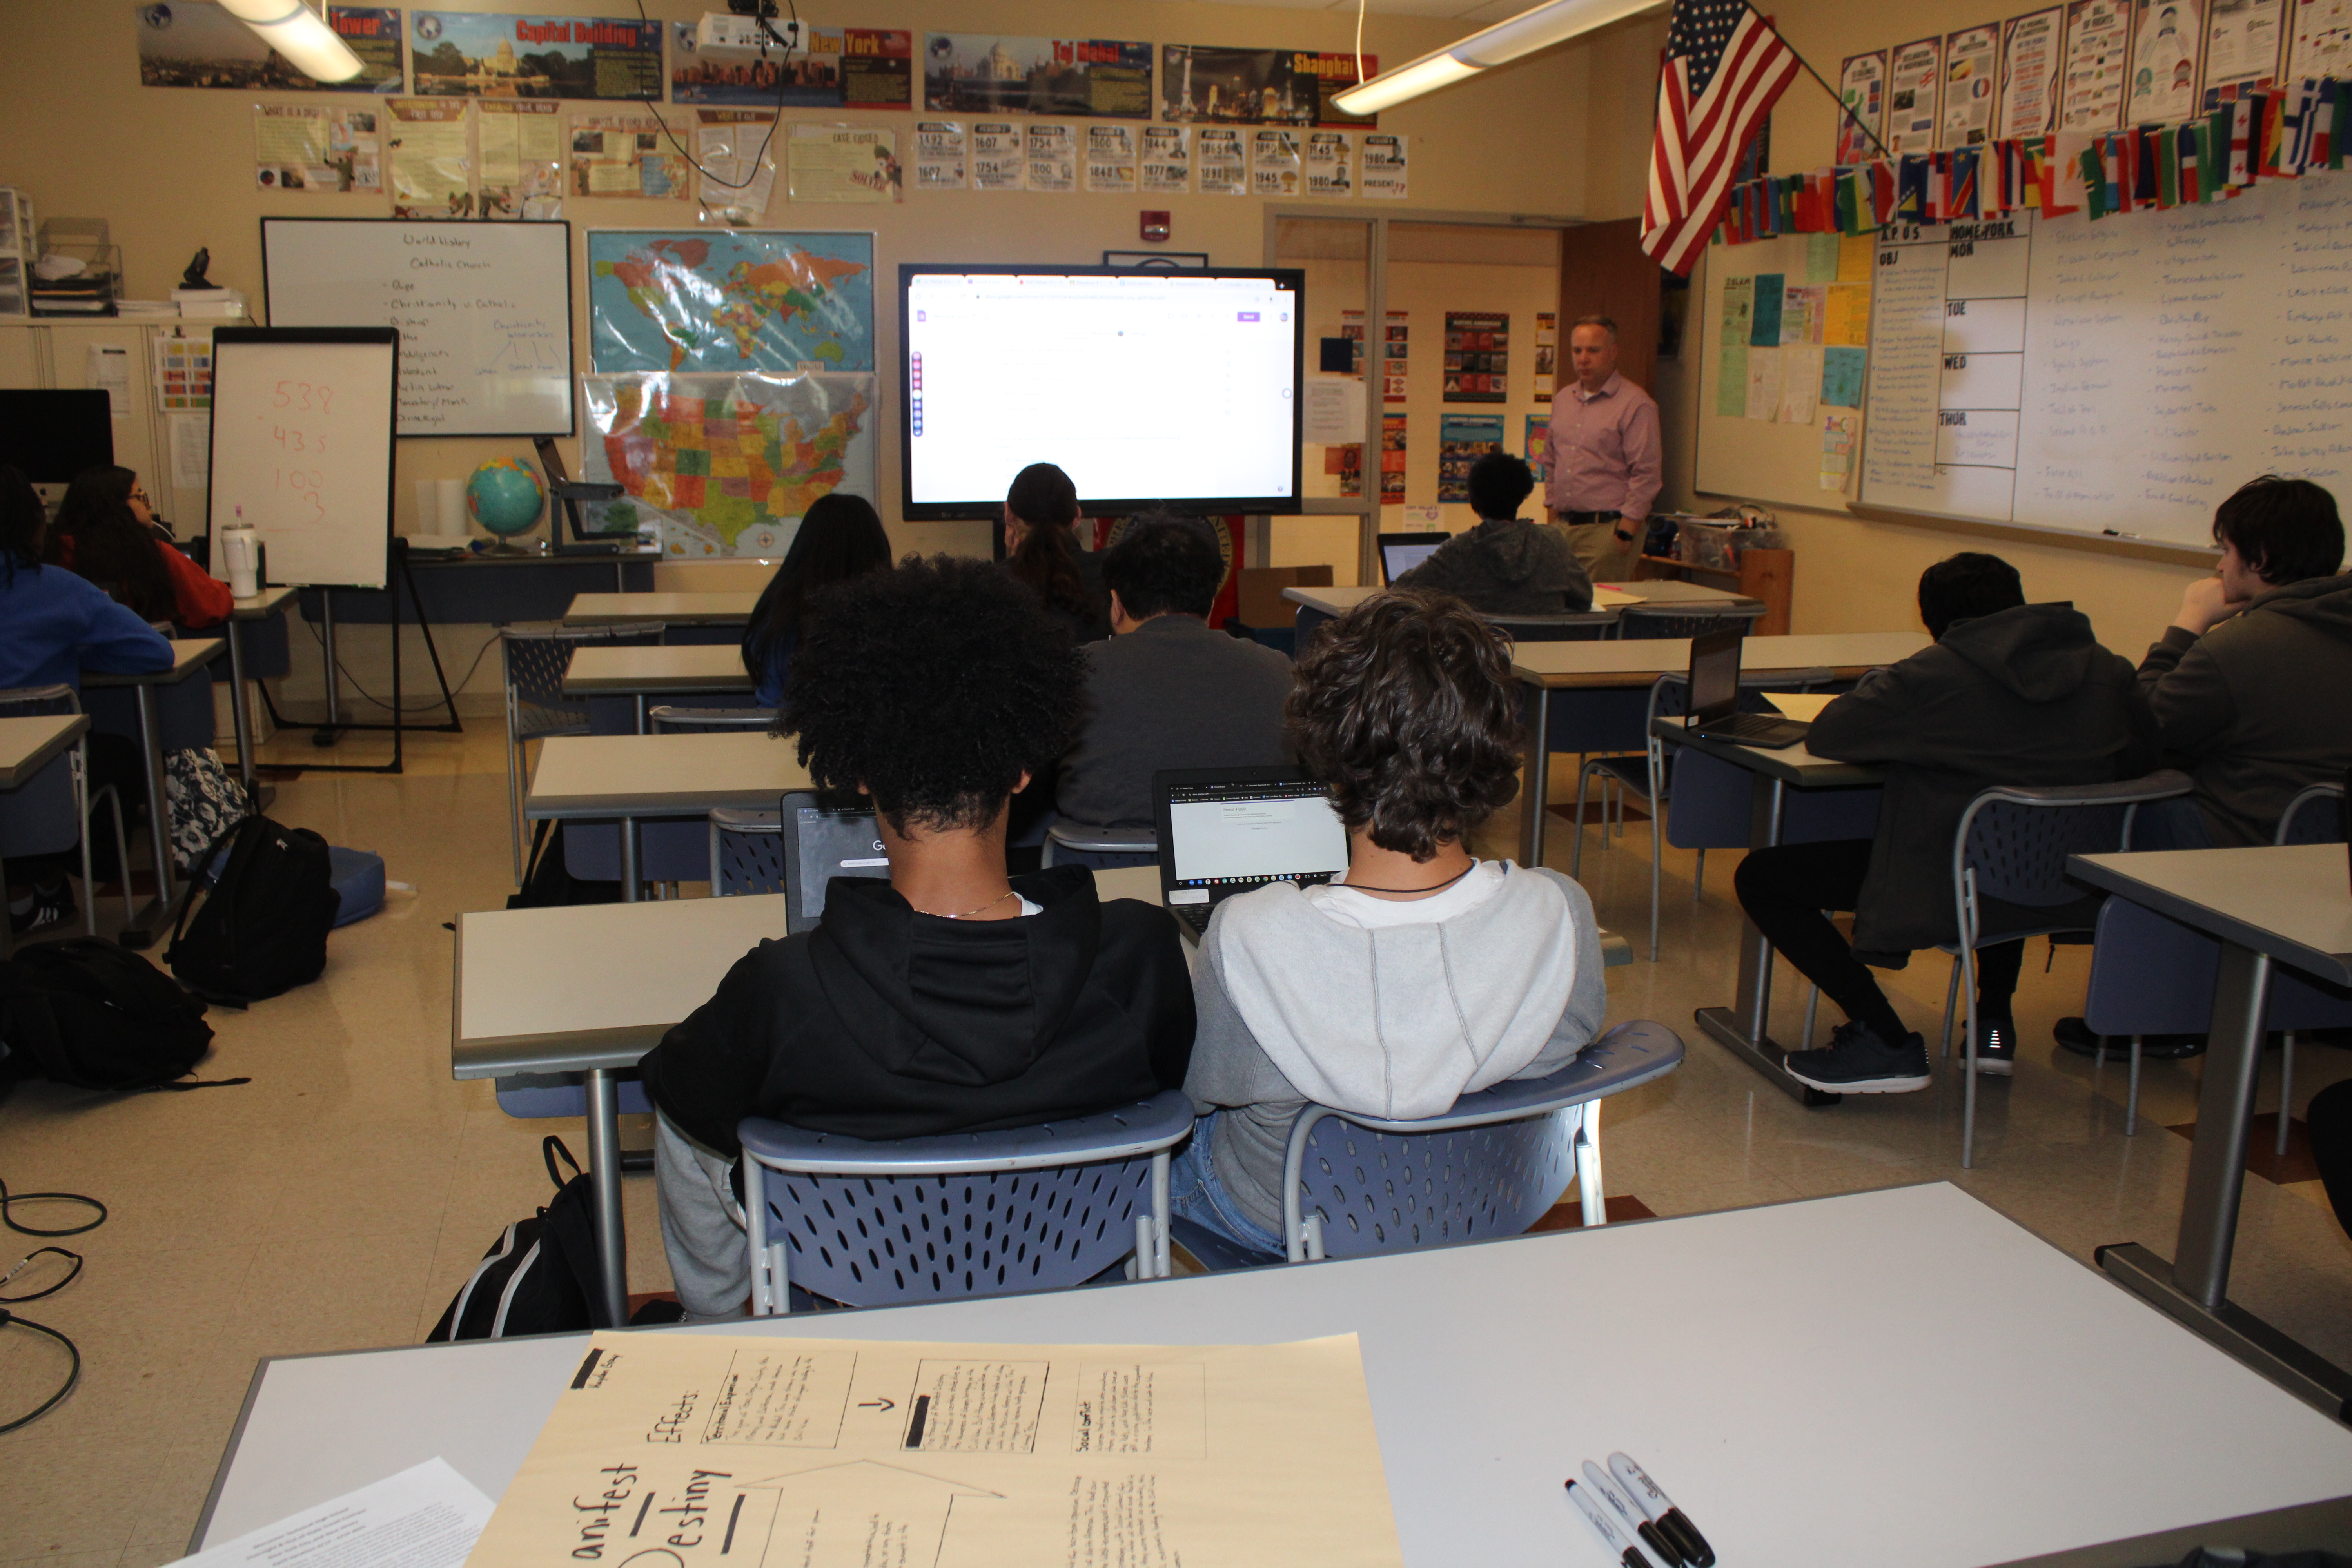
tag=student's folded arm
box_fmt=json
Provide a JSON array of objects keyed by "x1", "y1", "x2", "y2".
[
  {"x1": 640, "y1": 945, "x2": 784, "y2": 1157},
  {"x1": 2136, "y1": 637, "x2": 2233, "y2": 757},
  {"x1": 77, "y1": 594, "x2": 176, "y2": 675},
  {"x1": 1801, "y1": 666, "x2": 1925, "y2": 762},
  {"x1": 160, "y1": 542, "x2": 233, "y2": 628}
]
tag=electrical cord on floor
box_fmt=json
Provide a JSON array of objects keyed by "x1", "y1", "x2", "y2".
[
  {"x1": 0, "y1": 1176, "x2": 105, "y2": 1434},
  {"x1": 297, "y1": 619, "x2": 499, "y2": 715}
]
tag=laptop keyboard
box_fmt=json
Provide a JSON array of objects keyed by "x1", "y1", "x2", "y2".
[
  {"x1": 1174, "y1": 900, "x2": 1213, "y2": 935},
  {"x1": 1700, "y1": 712, "x2": 1809, "y2": 745}
]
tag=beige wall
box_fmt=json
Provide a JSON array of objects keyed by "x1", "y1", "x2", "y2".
[{"x1": 1578, "y1": 2, "x2": 2209, "y2": 652}]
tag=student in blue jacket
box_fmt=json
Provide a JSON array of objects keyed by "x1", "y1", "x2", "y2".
[{"x1": 0, "y1": 466, "x2": 172, "y2": 932}]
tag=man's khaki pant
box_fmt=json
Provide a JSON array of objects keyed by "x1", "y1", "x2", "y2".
[{"x1": 1553, "y1": 515, "x2": 1641, "y2": 583}]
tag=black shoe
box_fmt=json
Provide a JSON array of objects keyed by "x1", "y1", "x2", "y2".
[
  {"x1": 2053, "y1": 1017, "x2": 2206, "y2": 1060},
  {"x1": 1785, "y1": 1020, "x2": 1932, "y2": 1094},
  {"x1": 6, "y1": 880, "x2": 73, "y2": 935},
  {"x1": 1969, "y1": 1016, "x2": 2016, "y2": 1077}
]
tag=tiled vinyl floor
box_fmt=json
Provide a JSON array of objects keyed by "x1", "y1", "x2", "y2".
[{"x1": 0, "y1": 726, "x2": 2346, "y2": 1566}]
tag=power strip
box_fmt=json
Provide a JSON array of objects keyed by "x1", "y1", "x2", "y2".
[{"x1": 695, "y1": 13, "x2": 800, "y2": 52}]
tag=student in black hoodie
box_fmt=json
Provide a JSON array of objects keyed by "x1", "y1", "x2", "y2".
[
  {"x1": 641, "y1": 555, "x2": 1196, "y2": 1318},
  {"x1": 1394, "y1": 452, "x2": 1593, "y2": 615},
  {"x1": 1733, "y1": 554, "x2": 2154, "y2": 1092}
]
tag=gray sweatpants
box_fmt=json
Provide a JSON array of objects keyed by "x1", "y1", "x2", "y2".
[{"x1": 654, "y1": 1110, "x2": 751, "y2": 1321}]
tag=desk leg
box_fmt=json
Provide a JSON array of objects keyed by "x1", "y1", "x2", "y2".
[
  {"x1": 2097, "y1": 941, "x2": 2352, "y2": 1419},
  {"x1": 584, "y1": 1067, "x2": 630, "y2": 1328},
  {"x1": 0, "y1": 840, "x2": 11, "y2": 960},
  {"x1": 635, "y1": 694, "x2": 648, "y2": 735},
  {"x1": 1695, "y1": 773, "x2": 1839, "y2": 1106},
  {"x1": 120, "y1": 684, "x2": 184, "y2": 950},
  {"x1": 1519, "y1": 682, "x2": 1551, "y2": 869},
  {"x1": 620, "y1": 817, "x2": 640, "y2": 903}
]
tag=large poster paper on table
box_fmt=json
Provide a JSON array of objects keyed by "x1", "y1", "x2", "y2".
[{"x1": 586, "y1": 229, "x2": 874, "y2": 375}]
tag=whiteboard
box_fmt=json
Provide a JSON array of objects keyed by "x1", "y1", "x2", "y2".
[
  {"x1": 1860, "y1": 181, "x2": 2352, "y2": 548},
  {"x1": 206, "y1": 329, "x2": 397, "y2": 590},
  {"x1": 260, "y1": 218, "x2": 573, "y2": 437}
]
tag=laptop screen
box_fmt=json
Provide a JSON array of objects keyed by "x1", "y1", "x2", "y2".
[
  {"x1": 1686, "y1": 629, "x2": 1743, "y2": 722},
  {"x1": 792, "y1": 804, "x2": 890, "y2": 924},
  {"x1": 1165, "y1": 779, "x2": 1350, "y2": 889},
  {"x1": 1379, "y1": 538, "x2": 1443, "y2": 584}
]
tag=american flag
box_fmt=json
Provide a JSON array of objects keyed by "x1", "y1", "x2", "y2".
[{"x1": 1642, "y1": 0, "x2": 1801, "y2": 275}]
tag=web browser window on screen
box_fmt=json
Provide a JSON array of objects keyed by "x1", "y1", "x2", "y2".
[
  {"x1": 906, "y1": 272, "x2": 1297, "y2": 508},
  {"x1": 1169, "y1": 791, "x2": 1349, "y2": 886}
]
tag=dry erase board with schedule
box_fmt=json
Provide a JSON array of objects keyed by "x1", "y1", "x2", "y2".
[
  {"x1": 259, "y1": 218, "x2": 572, "y2": 438},
  {"x1": 1860, "y1": 179, "x2": 2352, "y2": 548},
  {"x1": 205, "y1": 328, "x2": 397, "y2": 590}
]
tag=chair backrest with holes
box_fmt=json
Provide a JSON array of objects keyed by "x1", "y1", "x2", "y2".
[
  {"x1": 649, "y1": 706, "x2": 778, "y2": 735},
  {"x1": 710, "y1": 807, "x2": 784, "y2": 897},
  {"x1": 2278, "y1": 783, "x2": 2348, "y2": 846},
  {"x1": 1617, "y1": 603, "x2": 1766, "y2": 641},
  {"x1": 1962, "y1": 799, "x2": 2131, "y2": 907},
  {"x1": 503, "y1": 625, "x2": 661, "y2": 723},
  {"x1": 1292, "y1": 1112, "x2": 1572, "y2": 1258}
]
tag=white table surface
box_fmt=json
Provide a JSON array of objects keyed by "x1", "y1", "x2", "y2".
[
  {"x1": 561, "y1": 590, "x2": 759, "y2": 626},
  {"x1": 1281, "y1": 583, "x2": 1730, "y2": 615},
  {"x1": 80, "y1": 637, "x2": 223, "y2": 686},
  {"x1": 0, "y1": 713, "x2": 88, "y2": 790},
  {"x1": 523, "y1": 730, "x2": 814, "y2": 817},
  {"x1": 1513, "y1": 630, "x2": 1927, "y2": 688},
  {"x1": 560, "y1": 644, "x2": 756, "y2": 695},
  {"x1": 2071, "y1": 844, "x2": 2352, "y2": 987},
  {"x1": 228, "y1": 584, "x2": 299, "y2": 619},
  {"x1": 195, "y1": 1184, "x2": 2352, "y2": 1568}
]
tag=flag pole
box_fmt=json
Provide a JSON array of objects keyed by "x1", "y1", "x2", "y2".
[{"x1": 1743, "y1": 2, "x2": 1891, "y2": 160}]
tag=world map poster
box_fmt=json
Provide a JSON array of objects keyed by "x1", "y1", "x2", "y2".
[
  {"x1": 585, "y1": 228, "x2": 875, "y2": 374},
  {"x1": 580, "y1": 373, "x2": 877, "y2": 558}
]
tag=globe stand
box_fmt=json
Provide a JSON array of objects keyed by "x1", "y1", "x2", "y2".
[{"x1": 479, "y1": 537, "x2": 538, "y2": 557}]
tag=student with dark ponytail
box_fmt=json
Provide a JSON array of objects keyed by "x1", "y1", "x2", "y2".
[
  {"x1": 1000, "y1": 461, "x2": 1110, "y2": 643},
  {"x1": 740, "y1": 492, "x2": 893, "y2": 707}
]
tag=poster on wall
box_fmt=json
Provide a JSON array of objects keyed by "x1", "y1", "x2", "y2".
[
  {"x1": 386, "y1": 97, "x2": 470, "y2": 216},
  {"x1": 2202, "y1": 0, "x2": 2284, "y2": 107},
  {"x1": 479, "y1": 99, "x2": 561, "y2": 219},
  {"x1": 1304, "y1": 131, "x2": 1354, "y2": 196},
  {"x1": 1443, "y1": 312, "x2": 1509, "y2": 403},
  {"x1": 1199, "y1": 127, "x2": 1247, "y2": 193},
  {"x1": 787, "y1": 124, "x2": 902, "y2": 203},
  {"x1": 1361, "y1": 132, "x2": 1408, "y2": 198},
  {"x1": 2058, "y1": 0, "x2": 2133, "y2": 132},
  {"x1": 1026, "y1": 122, "x2": 1077, "y2": 191},
  {"x1": 137, "y1": 2, "x2": 405, "y2": 91},
  {"x1": 2127, "y1": 0, "x2": 2205, "y2": 122},
  {"x1": 914, "y1": 120, "x2": 967, "y2": 189},
  {"x1": 971, "y1": 122, "x2": 1024, "y2": 189},
  {"x1": 1380, "y1": 413, "x2": 1406, "y2": 502},
  {"x1": 1534, "y1": 312, "x2": 1556, "y2": 402},
  {"x1": 1887, "y1": 36, "x2": 1944, "y2": 154},
  {"x1": 409, "y1": 11, "x2": 661, "y2": 99},
  {"x1": 1160, "y1": 44, "x2": 1378, "y2": 128},
  {"x1": 1437, "y1": 415, "x2": 1504, "y2": 503},
  {"x1": 253, "y1": 104, "x2": 381, "y2": 192},
  {"x1": 1141, "y1": 125, "x2": 1190, "y2": 192},
  {"x1": 1835, "y1": 51, "x2": 1888, "y2": 162},
  {"x1": 1384, "y1": 312, "x2": 1408, "y2": 403},
  {"x1": 1085, "y1": 124, "x2": 1139, "y2": 192},
  {"x1": 670, "y1": 23, "x2": 911, "y2": 107},
  {"x1": 586, "y1": 229, "x2": 872, "y2": 376},
  {"x1": 693, "y1": 110, "x2": 776, "y2": 226},
  {"x1": 1998, "y1": 8, "x2": 2064, "y2": 138},
  {"x1": 922, "y1": 34, "x2": 1152, "y2": 118},
  {"x1": 582, "y1": 372, "x2": 876, "y2": 557},
  {"x1": 1250, "y1": 129, "x2": 1301, "y2": 196},
  {"x1": 569, "y1": 113, "x2": 691, "y2": 200},
  {"x1": 2290, "y1": 0, "x2": 2352, "y2": 78},
  {"x1": 1524, "y1": 413, "x2": 1550, "y2": 483},
  {"x1": 1940, "y1": 22, "x2": 2001, "y2": 148}
]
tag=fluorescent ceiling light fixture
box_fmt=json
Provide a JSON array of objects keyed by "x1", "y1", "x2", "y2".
[
  {"x1": 214, "y1": 0, "x2": 365, "y2": 82},
  {"x1": 1333, "y1": 0, "x2": 1665, "y2": 116}
]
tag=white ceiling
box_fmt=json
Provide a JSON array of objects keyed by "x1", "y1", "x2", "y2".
[{"x1": 1163, "y1": 0, "x2": 1537, "y2": 23}]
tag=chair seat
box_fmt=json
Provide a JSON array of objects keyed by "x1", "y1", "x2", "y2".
[
  {"x1": 1586, "y1": 753, "x2": 1653, "y2": 796},
  {"x1": 515, "y1": 706, "x2": 591, "y2": 740}
]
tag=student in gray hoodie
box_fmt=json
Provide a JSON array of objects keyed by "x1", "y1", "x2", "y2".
[
  {"x1": 1394, "y1": 452, "x2": 1594, "y2": 615},
  {"x1": 1170, "y1": 590, "x2": 1607, "y2": 1257}
]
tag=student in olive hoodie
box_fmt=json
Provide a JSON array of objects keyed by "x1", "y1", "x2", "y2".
[
  {"x1": 2132, "y1": 475, "x2": 2351, "y2": 849},
  {"x1": 1734, "y1": 554, "x2": 2154, "y2": 1092},
  {"x1": 1394, "y1": 452, "x2": 1594, "y2": 615},
  {"x1": 641, "y1": 555, "x2": 1196, "y2": 1318},
  {"x1": 1172, "y1": 590, "x2": 1606, "y2": 1257}
]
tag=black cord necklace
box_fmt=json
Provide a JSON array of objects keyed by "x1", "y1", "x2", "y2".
[{"x1": 1334, "y1": 859, "x2": 1480, "y2": 895}]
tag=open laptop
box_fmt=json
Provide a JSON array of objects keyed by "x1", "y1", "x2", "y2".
[
  {"x1": 779, "y1": 790, "x2": 890, "y2": 934},
  {"x1": 1684, "y1": 629, "x2": 1812, "y2": 749},
  {"x1": 1153, "y1": 766, "x2": 1352, "y2": 938},
  {"x1": 1377, "y1": 532, "x2": 1446, "y2": 584}
]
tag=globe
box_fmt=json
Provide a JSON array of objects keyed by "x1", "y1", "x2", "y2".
[{"x1": 466, "y1": 457, "x2": 545, "y2": 548}]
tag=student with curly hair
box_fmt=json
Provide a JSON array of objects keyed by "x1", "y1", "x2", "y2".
[
  {"x1": 640, "y1": 555, "x2": 1196, "y2": 1317},
  {"x1": 1170, "y1": 590, "x2": 1606, "y2": 1257}
]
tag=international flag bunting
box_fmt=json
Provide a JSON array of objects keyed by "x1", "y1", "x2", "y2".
[
  {"x1": 1950, "y1": 148, "x2": 1980, "y2": 219},
  {"x1": 2261, "y1": 90, "x2": 2287, "y2": 176},
  {"x1": 2286, "y1": 78, "x2": 2321, "y2": 171},
  {"x1": 2178, "y1": 120, "x2": 2202, "y2": 203},
  {"x1": 1897, "y1": 153, "x2": 1927, "y2": 221},
  {"x1": 2154, "y1": 125, "x2": 2179, "y2": 208},
  {"x1": 2079, "y1": 140, "x2": 2109, "y2": 218},
  {"x1": 1869, "y1": 160, "x2": 1896, "y2": 223},
  {"x1": 2105, "y1": 132, "x2": 2129, "y2": 214},
  {"x1": 2316, "y1": 79, "x2": 2340, "y2": 168},
  {"x1": 2047, "y1": 132, "x2": 2087, "y2": 213},
  {"x1": 2230, "y1": 98, "x2": 2255, "y2": 185},
  {"x1": 2136, "y1": 125, "x2": 2163, "y2": 207}
]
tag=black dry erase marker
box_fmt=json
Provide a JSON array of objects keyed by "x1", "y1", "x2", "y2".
[
  {"x1": 1565, "y1": 1480, "x2": 1651, "y2": 1568},
  {"x1": 1609, "y1": 1452, "x2": 1715, "y2": 1568}
]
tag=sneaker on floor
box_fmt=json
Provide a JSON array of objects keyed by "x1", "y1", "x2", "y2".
[
  {"x1": 2053, "y1": 1016, "x2": 2206, "y2": 1060},
  {"x1": 1784, "y1": 1020, "x2": 1931, "y2": 1094},
  {"x1": 6, "y1": 881, "x2": 73, "y2": 935},
  {"x1": 1968, "y1": 1017, "x2": 2017, "y2": 1077}
]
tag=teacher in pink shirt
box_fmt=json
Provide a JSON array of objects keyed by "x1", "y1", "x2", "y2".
[{"x1": 1543, "y1": 315, "x2": 1662, "y2": 583}]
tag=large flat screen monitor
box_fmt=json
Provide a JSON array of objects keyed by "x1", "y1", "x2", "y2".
[
  {"x1": 0, "y1": 390, "x2": 113, "y2": 485},
  {"x1": 900, "y1": 265, "x2": 1304, "y2": 521}
]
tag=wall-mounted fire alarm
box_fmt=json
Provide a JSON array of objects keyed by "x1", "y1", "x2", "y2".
[{"x1": 1140, "y1": 211, "x2": 1171, "y2": 242}]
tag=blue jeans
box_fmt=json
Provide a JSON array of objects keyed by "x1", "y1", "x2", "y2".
[
  {"x1": 2131, "y1": 796, "x2": 2215, "y2": 851},
  {"x1": 1167, "y1": 1114, "x2": 1285, "y2": 1258}
]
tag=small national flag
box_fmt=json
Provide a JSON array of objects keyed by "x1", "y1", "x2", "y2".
[
  {"x1": 1641, "y1": 0, "x2": 1804, "y2": 273},
  {"x1": 2048, "y1": 133, "x2": 2088, "y2": 214},
  {"x1": 2330, "y1": 79, "x2": 2347, "y2": 169},
  {"x1": 2079, "y1": 140, "x2": 2107, "y2": 218},
  {"x1": 1897, "y1": 154, "x2": 1927, "y2": 222},
  {"x1": 2155, "y1": 126, "x2": 2178, "y2": 207},
  {"x1": 1950, "y1": 147, "x2": 1980, "y2": 218},
  {"x1": 2261, "y1": 89, "x2": 2287, "y2": 175},
  {"x1": 2178, "y1": 120, "x2": 2201, "y2": 203},
  {"x1": 1930, "y1": 150, "x2": 1950, "y2": 222},
  {"x1": 2229, "y1": 98, "x2": 2253, "y2": 185},
  {"x1": 1869, "y1": 159, "x2": 1896, "y2": 223},
  {"x1": 2134, "y1": 125, "x2": 2161, "y2": 205},
  {"x1": 2105, "y1": 132, "x2": 2129, "y2": 212}
]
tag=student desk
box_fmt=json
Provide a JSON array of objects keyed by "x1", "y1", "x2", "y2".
[
  {"x1": 522, "y1": 730, "x2": 813, "y2": 901},
  {"x1": 82, "y1": 638, "x2": 224, "y2": 948},
  {"x1": 0, "y1": 712, "x2": 91, "y2": 959},
  {"x1": 1283, "y1": 578, "x2": 1751, "y2": 628},
  {"x1": 193, "y1": 1182, "x2": 2352, "y2": 1568},
  {"x1": 1512, "y1": 631, "x2": 1925, "y2": 870},
  {"x1": 1648, "y1": 715, "x2": 1893, "y2": 1105},
  {"x1": 560, "y1": 644, "x2": 756, "y2": 733},
  {"x1": 223, "y1": 586, "x2": 298, "y2": 805},
  {"x1": 2068, "y1": 844, "x2": 2352, "y2": 1418},
  {"x1": 559, "y1": 590, "x2": 759, "y2": 627}
]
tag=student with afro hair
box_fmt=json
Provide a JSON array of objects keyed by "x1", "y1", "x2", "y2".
[
  {"x1": 641, "y1": 555, "x2": 1196, "y2": 1317},
  {"x1": 1393, "y1": 451, "x2": 1592, "y2": 615}
]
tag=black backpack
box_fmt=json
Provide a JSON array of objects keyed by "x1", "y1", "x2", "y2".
[
  {"x1": 0, "y1": 938, "x2": 240, "y2": 1092},
  {"x1": 427, "y1": 1137, "x2": 612, "y2": 1340},
  {"x1": 166, "y1": 815, "x2": 341, "y2": 1004}
]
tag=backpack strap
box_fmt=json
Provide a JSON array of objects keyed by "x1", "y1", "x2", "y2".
[
  {"x1": 143, "y1": 1076, "x2": 252, "y2": 1092},
  {"x1": 163, "y1": 815, "x2": 256, "y2": 957},
  {"x1": 543, "y1": 1134, "x2": 584, "y2": 1193}
]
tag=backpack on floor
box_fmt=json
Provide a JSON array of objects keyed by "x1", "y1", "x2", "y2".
[
  {"x1": 0, "y1": 938, "x2": 240, "y2": 1093},
  {"x1": 165, "y1": 815, "x2": 341, "y2": 1005},
  {"x1": 426, "y1": 1136, "x2": 613, "y2": 1341}
]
